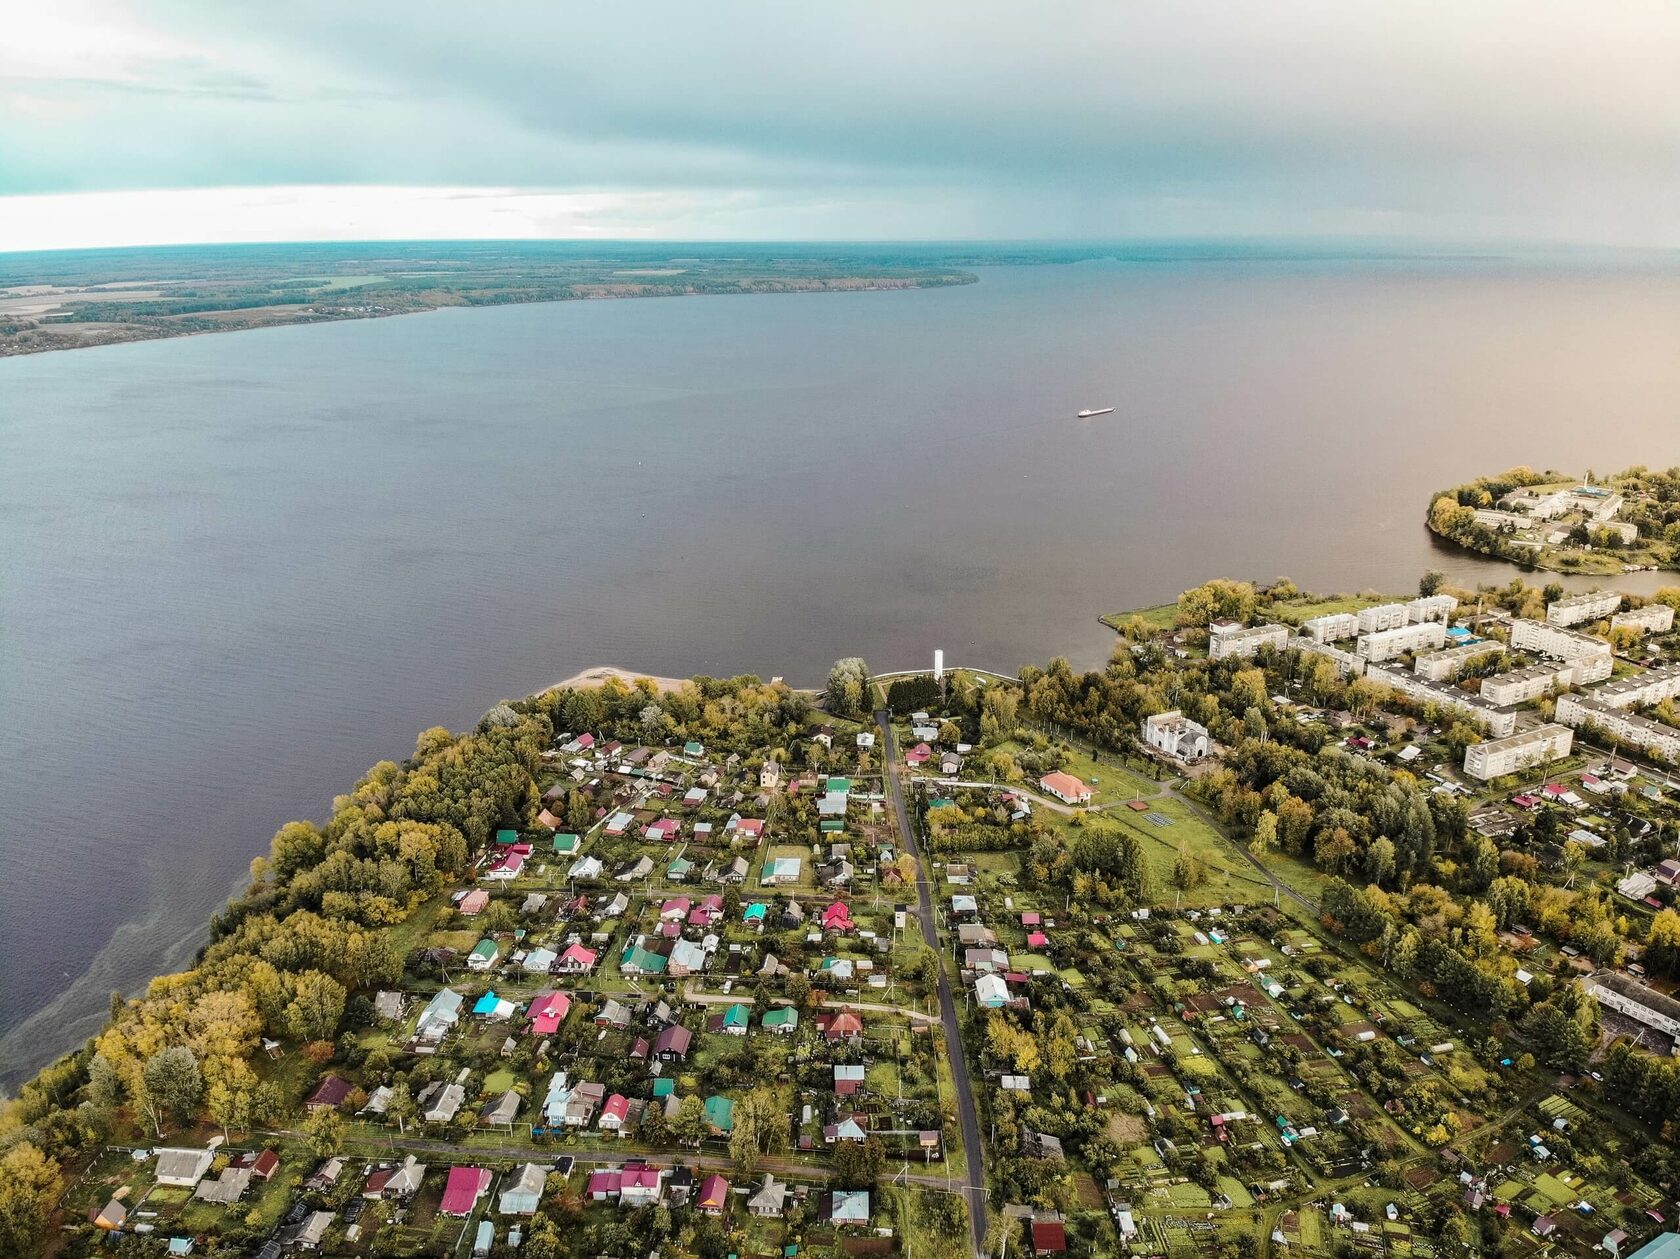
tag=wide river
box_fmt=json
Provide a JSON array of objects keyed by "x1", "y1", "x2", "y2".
[{"x1": 4, "y1": 257, "x2": 1679, "y2": 1084}]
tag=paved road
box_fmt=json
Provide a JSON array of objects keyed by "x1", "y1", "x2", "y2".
[{"x1": 877, "y1": 710, "x2": 989, "y2": 1258}]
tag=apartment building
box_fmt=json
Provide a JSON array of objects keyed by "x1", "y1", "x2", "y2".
[
  {"x1": 1546, "y1": 590, "x2": 1622, "y2": 627},
  {"x1": 1299, "y1": 612, "x2": 1360, "y2": 643},
  {"x1": 1355, "y1": 621, "x2": 1446, "y2": 663},
  {"x1": 1462, "y1": 723, "x2": 1574, "y2": 781},
  {"x1": 1208, "y1": 621, "x2": 1289, "y2": 661},
  {"x1": 1407, "y1": 594, "x2": 1459, "y2": 624},
  {"x1": 1367, "y1": 665, "x2": 1519, "y2": 736},
  {"x1": 1555, "y1": 694, "x2": 1680, "y2": 762},
  {"x1": 1509, "y1": 619, "x2": 1614, "y2": 663},
  {"x1": 1611, "y1": 604, "x2": 1675, "y2": 636},
  {"x1": 1589, "y1": 662, "x2": 1680, "y2": 711},
  {"x1": 1356, "y1": 603, "x2": 1411, "y2": 634},
  {"x1": 1414, "y1": 641, "x2": 1503, "y2": 683}
]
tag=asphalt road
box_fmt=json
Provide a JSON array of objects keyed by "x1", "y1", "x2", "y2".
[{"x1": 877, "y1": 709, "x2": 990, "y2": 1258}]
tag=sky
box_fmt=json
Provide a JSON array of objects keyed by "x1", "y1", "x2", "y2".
[{"x1": 1, "y1": 1, "x2": 1677, "y2": 251}]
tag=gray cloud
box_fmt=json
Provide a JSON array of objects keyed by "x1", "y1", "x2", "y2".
[{"x1": 3, "y1": 0, "x2": 1677, "y2": 244}]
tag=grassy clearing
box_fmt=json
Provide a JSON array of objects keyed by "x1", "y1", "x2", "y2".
[{"x1": 1101, "y1": 602, "x2": 1180, "y2": 633}]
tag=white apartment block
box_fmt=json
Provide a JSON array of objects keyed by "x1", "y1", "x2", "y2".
[
  {"x1": 1546, "y1": 590, "x2": 1622, "y2": 627},
  {"x1": 1300, "y1": 612, "x2": 1360, "y2": 643},
  {"x1": 1589, "y1": 662, "x2": 1680, "y2": 711},
  {"x1": 1407, "y1": 594, "x2": 1458, "y2": 624},
  {"x1": 1462, "y1": 723, "x2": 1574, "y2": 781},
  {"x1": 1142, "y1": 711, "x2": 1210, "y2": 761},
  {"x1": 1208, "y1": 622, "x2": 1289, "y2": 661},
  {"x1": 1290, "y1": 637, "x2": 1367, "y2": 678},
  {"x1": 1507, "y1": 487, "x2": 1624, "y2": 524},
  {"x1": 1367, "y1": 665, "x2": 1519, "y2": 737},
  {"x1": 1414, "y1": 641, "x2": 1504, "y2": 683},
  {"x1": 1555, "y1": 694, "x2": 1680, "y2": 762},
  {"x1": 1612, "y1": 604, "x2": 1675, "y2": 636},
  {"x1": 1355, "y1": 621, "x2": 1446, "y2": 663},
  {"x1": 1582, "y1": 971, "x2": 1680, "y2": 1042},
  {"x1": 1472, "y1": 509, "x2": 1530, "y2": 532},
  {"x1": 1357, "y1": 603, "x2": 1411, "y2": 634},
  {"x1": 1478, "y1": 663, "x2": 1582, "y2": 707},
  {"x1": 1508, "y1": 619, "x2": 1614, "y2": 663}
]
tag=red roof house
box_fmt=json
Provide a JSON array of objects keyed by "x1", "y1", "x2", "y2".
[
  {"x1": 527, "y1": 991, "x2": 571, "y2": 1036},
  {"x1": 440, "y1": 1166, "x2": 491, "y2": 1216},
  {"x1": 698, "y1": 1174, "x2": 730, "y2": 1214},
  {"x1": 1037, "y1": 772, "x2": 1092, "y2": 805}
]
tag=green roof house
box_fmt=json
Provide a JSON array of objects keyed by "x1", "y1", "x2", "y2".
[
  {"x1": 684, "y1": 741, "x2": 704, "y2": 757},
  {"x1": 826, "y1": 777, "x2": 852, "y2": 795},
  {"x1": 703, "y1": 1094, "x2": 735, "y2": 1133},
  {"x1": 651, "y1": 1078, "x2": 676, "y2": 1098},
  {"x1": 620, "y1": 942, "x2": 669, "y2": 975},
  {"x1": 551, "y1": 833, "x2": 581, "y2": 854},
  {"x1": 722, "y1": 1003, "x2": 750, "y2": 1031},
  {"x1": 467, "y1": 939, "x2": 500, "y2": 971},
  {"x1": 763, "y1": 1007, "x2": 799, "y2": 1033}
]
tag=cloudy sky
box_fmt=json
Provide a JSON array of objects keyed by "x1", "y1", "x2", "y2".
[{"x1": 1, "y1": 0, "x2": 1676, "y2": 251}]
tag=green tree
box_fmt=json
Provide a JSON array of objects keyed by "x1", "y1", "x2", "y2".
[
  {"x1": 1419, "y1": 570, "x2": 1446, "y2": 597},
  {"x1": 386, "y1": 1081, "x2": 417, "y2": 1134},
  {"x1": 0, "y1": 1142, "x2": 59, "y2": 1258},
  {"x1": 668, "y1": 1095, "x2": 707, "y2": 1147},
  {"x1": 304, "y1": 1105, "x2": 346, "y2": 1158},
  {"x1": 139, "y1": 1046, "x2": 203, "y2": 1137},
  {"x1": 826, "y1": 658, "x2": 872, "y2": 717},
  {"x1": 285, "y1": 970, "x2": 347, "y2": 1042},
  {"x1": 832, "y1": 1135, "x2": 886, "y2": 1189}
]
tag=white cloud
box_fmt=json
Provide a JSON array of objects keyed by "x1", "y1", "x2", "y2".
[{"x1": 0, "y1": 186, "x2": 707, "y2": 252}]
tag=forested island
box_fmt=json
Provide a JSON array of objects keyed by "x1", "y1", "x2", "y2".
[
  {"x1": 1427, "y1": 465, "x2": 1680, "y2": 574},
  {"x1": 0, "y1": 242, "x2": 977, "y2": 356},
  {"x1": 10, "y1": 575, "x2": 1680, "y2": 1257}
]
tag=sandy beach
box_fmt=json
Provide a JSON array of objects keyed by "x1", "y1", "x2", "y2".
[{"x1": 546, "y1": 665, "x2": 690, "y2": 694}]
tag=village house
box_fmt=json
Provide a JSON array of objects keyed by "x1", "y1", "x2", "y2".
[
  {"x1": 363, "y1": 1157, "x2": 426, "y2": 1200},
  {"x1": 304, "y1": 1076, "x2": 352, "y2": 1114},
  {"x1": 748, "y1": 1174, "x2": 787, "y2": 1217},
  {"x1": 556, "y1": 942, "x2": 598, "y2": 973},
  {"x1": 440, "y1": 1167, "x2": 492, "y2": 1217},
  {"x1": 1038, "y1": 771, "x2": 1092, "y2": 805},
  {"x1": 498, "y1": 1163, "x2": 547, "y2": 1216},
  {"x1": 697, "y1": 1174, "x2": 730, "y2": 1214},
  {"x1": 620, "y1": 1163, "x2": 663, "y2": 1207}
]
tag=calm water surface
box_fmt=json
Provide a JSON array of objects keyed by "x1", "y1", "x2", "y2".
[{"x1": 4, "y1": 259, "x2": 1679, "y2": 1083}]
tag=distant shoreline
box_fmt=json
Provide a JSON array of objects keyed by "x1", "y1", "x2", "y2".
[{"x1": 0, "y1": 271, "x2": 977, "y2": 359}]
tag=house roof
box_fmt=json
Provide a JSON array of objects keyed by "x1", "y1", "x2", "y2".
[
  {"x1": 826, "y1": 1010, "x2": 863, "y2": 1039},
  {"x1": 1030, "y1": 1220, "x2": 1068, "y2": 1253},
  {"x1": 704, "y1": 1095, "x2": 735, "y2": 1131},
  {"x1": 440, "y1": 1166, "x2": 491, "y2": 1215},
  {"x1": 306, "y1": 1076, "x2": 352, "y2": 1108},
  {"x1": 558, "y1": 942, "x2": 598, "y2": 967},
  {"x1": 698, "y1": 1174, "x2": 730, "y2": 1208},
  {"x1": 1039, "y1": 771, "x2": 1090, "y2": 798},
  {"x1": 655, "y1": 1024, "x2": 692, "y2": 1055}
]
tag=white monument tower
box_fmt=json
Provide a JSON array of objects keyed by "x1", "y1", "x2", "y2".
[{"x1": 933, "y1": 648, "x2": 944, "y2": 682}]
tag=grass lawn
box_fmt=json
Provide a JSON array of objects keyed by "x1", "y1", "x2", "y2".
[
  {"x1": 1269, "y1": 593, "x2": 1401, "y2": 625},
  {"x1": 1101, "y1": 602, "x2": 1180, "y2": 633}
]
